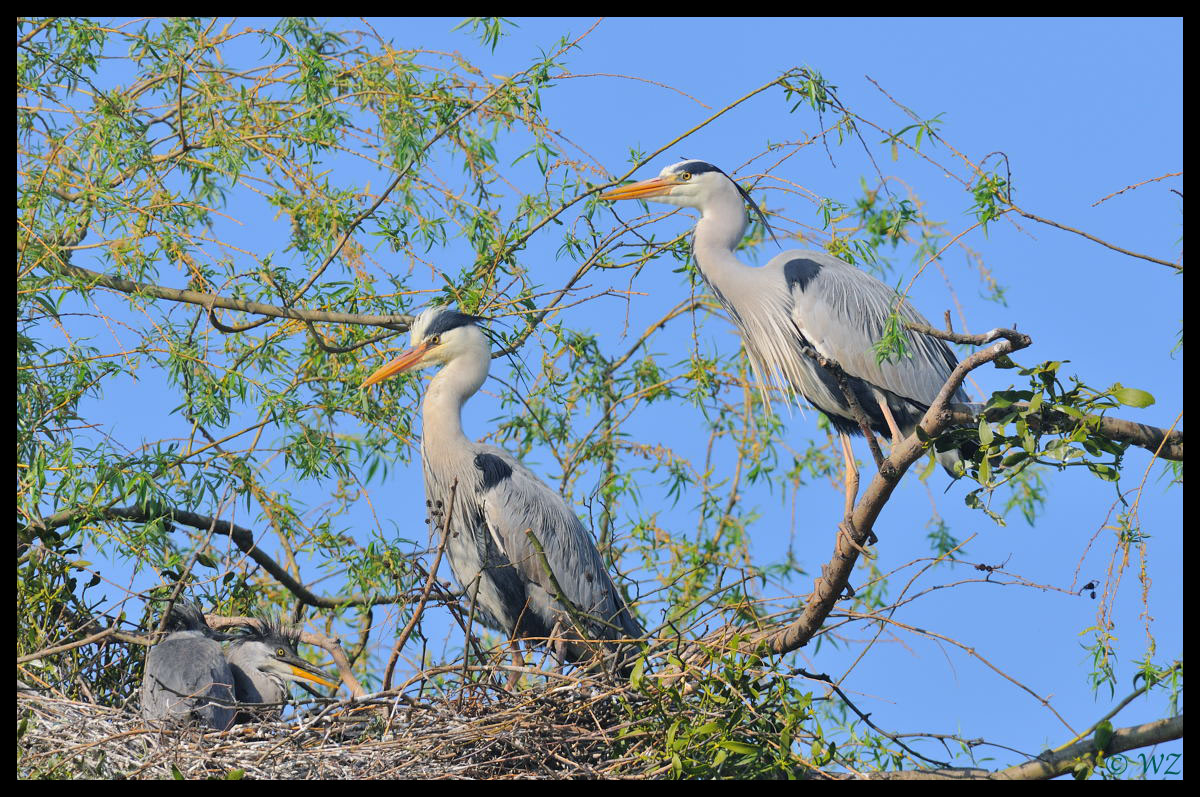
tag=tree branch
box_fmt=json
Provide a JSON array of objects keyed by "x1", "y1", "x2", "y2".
[
  {"x1": 948, "y1": 405, "x2": 1183, "y2": 462},
  {"x1": 759, "y1": 328, "x2": 1032, "y2": 657},
  {"x1": 862, "y1": 714, "x2": 1183, "y2": 780},
  {"x1": 49, "y1": 261, "x2": 413, "y2": 331},
  {"x1": 26, "y1": 504, "x2": 412, "y2": 610},
  {"x1": 906, "y1": 321, "x2": 1183, "y2": 461}
]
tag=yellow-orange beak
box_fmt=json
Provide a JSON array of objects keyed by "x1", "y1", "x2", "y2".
[
  {"x1": 599, "y1": 175, "x2": 675, "y2": 202},
  {"x1": 361, "y1": 341, "x2": 431, "y2": 389},
  {"x1": 289, "y1": 663, "x2": 338, "y2": 689}
]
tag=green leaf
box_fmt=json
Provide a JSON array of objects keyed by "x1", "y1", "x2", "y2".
[
  {"x1": 1055, "y1": 404, "x2": 1086, "y2": 420},
  {"x1": 719, "y1": 741, "x2": 760, "y2": 755},
  {"x1": 1001, "y1": 450, "x2": 1030, "y2": 467},
  {"x1": 629, "y1": 656, "x2": 645, "y2": 689},
  {"x1": 978, "y1": 418, "x2": 994, "y2": 446},
  {"x1": 1088, "y1": 463, "x2": 1120, "y2": 482},
  {"x1": 992, "y1": 354, "x2": 1018, "y2": 369},
  {"x1": 1112, "y1": 386, "x2": 1155, "y2": 408}
]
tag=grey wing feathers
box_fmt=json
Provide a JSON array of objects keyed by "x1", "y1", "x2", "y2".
[
  {"x1": 474, "y1": 446, "x2": 643, "y2": 643},
  {"x1": 779, "y1": 249, "x2": 963, "y2": 405},
  {"x1": 141, "y1": 631, "x2": 235, "y2": 730}
]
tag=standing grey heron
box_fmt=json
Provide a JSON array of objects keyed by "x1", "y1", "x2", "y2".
[
  {"x1": 225, "y1": 618, "x2": 338, "y2": 723},
  {"x1": 140, "y1": 600, "x2": 236, "y2": 730},
  {"x1": 601, "y1": 160, "x2": 970, "y2": 492},
  {"x1": 362, "y1": 306, "x2": 644, "y2": 673}
]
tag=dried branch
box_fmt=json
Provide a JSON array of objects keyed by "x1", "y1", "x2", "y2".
[{"x1": 1009, "y1": 206, "x2": 1180, "y2": 271}]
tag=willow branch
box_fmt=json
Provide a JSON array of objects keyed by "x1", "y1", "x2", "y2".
[
  {"x1": 1009, "y1": 206, "x2": 1180, "y2": 271},
  {"x1": 16, "y1": 625, "x2": 145, "y2": 664},
  {"x1": 26, "y1": 504, "x2": 411, "y2": 610},
  {"x1": 49, "y1": 261, "x2": 413, "y2": 330},
  {"x1": 761, "y1": 328, "x2": 1031, "y2": 656},
  {"x1": 948, "y1": 405, "x2": 1183, "y2": 462}
]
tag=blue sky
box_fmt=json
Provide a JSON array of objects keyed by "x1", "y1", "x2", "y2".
[{"x1": 52, "y1": 18, "x2": 1181, "y2": 776}]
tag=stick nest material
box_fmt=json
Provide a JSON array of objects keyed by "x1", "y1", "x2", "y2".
[{"x1": 17, "y1": 676, "x2": 644, "y2": 779}]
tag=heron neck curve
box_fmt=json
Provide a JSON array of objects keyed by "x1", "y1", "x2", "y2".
[
  {"x1": 421, "y1": 346, "x2": 489, "y2": 449},
  {"x1": 227, "y1": 642, "x2": 285, "y2": 704},
  {"x1": 692, "y1": 188, "x2": 754, "y2": 295}
]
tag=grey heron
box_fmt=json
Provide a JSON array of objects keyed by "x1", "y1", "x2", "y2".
[
  {"x1": 362, "y1": 306, "x2": 644, "y2": 674},
  {"x1": 140, "y1": 600, "x2": 236, "y2": 730},
  {"x1": 601, "y1": 160, "x2": 970, "y2": 488},
  {"x1": 225, "y1": 618, "x2": 338, "y2": 723}
]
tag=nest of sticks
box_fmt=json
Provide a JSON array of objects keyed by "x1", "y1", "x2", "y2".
[{"x1": 17, "y1": 670, "x2": 650, "y2": 779}]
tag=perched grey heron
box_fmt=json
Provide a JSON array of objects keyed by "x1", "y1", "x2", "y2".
[
  {"x1": 601, "y1": 160, "x2": 970, "y2": 490},
  {"x1": 362, "y1": 306, "x2": 644, "y2": 673},
  {"x1": 140, "y1": 600, "x2": 236, "y2": 730},
  {"x1": 225, "y1": 618, "x2": 338, "y2": 723}
]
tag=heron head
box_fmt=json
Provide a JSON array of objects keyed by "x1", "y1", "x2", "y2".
[
  {"x1": 361, "y1": 306, "x2": 487, "y2": 389},
  {"x1": 232, "y1": 619, "x2": 338, "y2": 691},
  {"x1": 159, "y1": 599, "x2": 210, "y2": 632},
  {"x1": 600, "y1": 160, "x2": 774, "y2": 241},
  {"x1": 156, "y1": 598, "x2": 239, "y2": 641}
]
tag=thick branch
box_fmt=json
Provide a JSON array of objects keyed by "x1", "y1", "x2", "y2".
[
  {"x1": 679, "y1": 330, "x2": 1033, "y2": 665},
  {"x1": 951, "y1": 405, "x2": 1182, "y2": 462},
  {"x1": 758, "y1": 329, "x2": 1031, "y2": 656},
  {"x1": 906, "y1": 321, "x2": 1183, "y2": 460}
]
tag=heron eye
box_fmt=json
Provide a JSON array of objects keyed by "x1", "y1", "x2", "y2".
[
  {"x1": 428, "y1": 334, "x2": 442, "y2": 346},
  {"x1": 679, "y1": 172, "x2": 691, "y2": 181},
  {"x1": 276, "y1": 647, "x2": 286, "y2": 657}
]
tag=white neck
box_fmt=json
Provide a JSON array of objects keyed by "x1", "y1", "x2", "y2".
[
  {"x1": 421, "y1": 346, "x2": 489, "y2": 448},
  {"x1": 691, "y1": 186, "x2": 752, "y2": 293}
]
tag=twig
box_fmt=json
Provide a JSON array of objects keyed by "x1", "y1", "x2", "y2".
[
  {"x1": 50, "y1": 261, "x2": 413, "y2": 330},
  {"x1": 384, "y1": 479, "x2": 458, "y2": 691},
  {"x1": 26, "y1": 504, "x2": 410, "y2": 609}
]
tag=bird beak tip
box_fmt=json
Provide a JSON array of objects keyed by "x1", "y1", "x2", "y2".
[
  {"x1": 600, "y1": 176, "x2": 672, "y2": 202},
  {"x1": 290, "y1": 664, "x2": 337, "y2": 689},
  {"x1": 361, "y1": 343, "x2": 428, "y2": 389}
]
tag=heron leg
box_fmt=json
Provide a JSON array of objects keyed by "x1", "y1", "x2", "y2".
[
  {"x1": 876, "y1": 396, "x2": 904, "y2": 449},
  {"x1": 839, "y1": 432, "x2": 859, "y2": 521},
  {"x1": 548, "y1": 619, "x2": 568, "y2": 671},
  {"x1": 505, "y1": 640, "x2": 525, "y2": 690}
]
